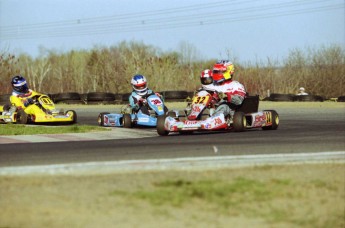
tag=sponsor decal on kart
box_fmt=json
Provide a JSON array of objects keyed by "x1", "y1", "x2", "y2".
[
  {"x1": 109, "y1": 117, "x2": 117, "y2": 124},
  {"x1": 148, "y1": 97, "x2": 162, "y2": 105},
  {"x1": 138, "y1": 117, "x2": 149, "y2": 122},
  {"x1": 39, "y1": 97, "x2": 54, "y2": 105},
  {"x1": 192, "y1": 105, "x2": 201, "y2": 113},
  {"x1": 202, "y1": 123, "x2": 212, "y2": 129},
  {"x1": 264, "y1": 111, "x2": 272, "y2": 125},
  {"x1": 54, "y1": 116, "x2": 69, "y2": 119},
  {"x1": 214, "y1": 117, "x2": 223, "y2": 126},
  {"x1": 182, "y1": 120, "x2": 201, "y2": 129},
  {"x1": 254, "y1": 112, "x2": 267, "y2": 127}
]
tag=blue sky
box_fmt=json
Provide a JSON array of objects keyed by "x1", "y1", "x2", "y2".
[{"x1": 0, "y1": 0, "x2": 344, "y2": 63}]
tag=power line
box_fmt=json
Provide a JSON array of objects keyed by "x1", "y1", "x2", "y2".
[{"x1": 1, "y1": 0, "x2": 343, "y2": 40}]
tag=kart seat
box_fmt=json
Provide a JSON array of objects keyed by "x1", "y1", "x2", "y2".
[{"x1": 233, "y1": 95, "x2": 259, "y2": 114}]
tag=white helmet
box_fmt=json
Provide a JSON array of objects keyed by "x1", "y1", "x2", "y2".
[
  {"x1": 131, "y1": 74, "x2": 148, "y2": 95},
  {"x1": 200, "y1": 69, "x2": 213, "y2": 85}
]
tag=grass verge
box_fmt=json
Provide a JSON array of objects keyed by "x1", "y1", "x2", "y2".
[
  {"x1": 0, "y1": 124, "x2": 109, "y2": 135},
  {"x1": 0, "y1": 163, "x2": 344, "y2": 228}
]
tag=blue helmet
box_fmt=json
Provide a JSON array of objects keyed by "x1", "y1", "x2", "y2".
[
  {"x1": 11, "y1": 75, "x2": 29, "y2": 93},
  {"x1": 131, "y1": 74, "x2": 148, "y2": 95}
]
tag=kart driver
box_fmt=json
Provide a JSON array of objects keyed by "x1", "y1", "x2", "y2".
[
  {"x1": 199, "y1": 69, "x2": 216, "y2": 91},
  {"x1": 129, "y1": 74, "x2": 167, "y2": 115},
  {"x1": 209, "y1": 60, "x2": 246, "y2": 118},
  {"x1": 9, "y1": 75, "x2": 38, "y2": 109}
]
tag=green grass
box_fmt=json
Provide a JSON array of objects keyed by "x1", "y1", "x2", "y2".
[
  {"x1": 114, "y1": 177, "x2": 286, "y2": 208},
  {"x1": 1, "y1": 163, "x2": 344, "y2": 228},
  {"x1": 109, "y1": 166, "x2": 344, "y2": 227},
  {"x1": 0, "y1": 123, "x2": 109, "y2": 135}
]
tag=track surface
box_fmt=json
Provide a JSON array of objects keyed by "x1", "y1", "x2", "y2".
[{"x1": 0, "y1": 106, "x2": 344, "y2": 167}]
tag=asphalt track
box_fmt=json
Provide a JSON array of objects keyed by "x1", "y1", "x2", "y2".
[{"x1": 0, "y1": 105, "x2": 344, "y2": 169}]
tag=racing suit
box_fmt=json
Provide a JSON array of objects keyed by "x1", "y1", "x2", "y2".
[
  {"x1": 10, "y1": 89, "x2": 38, "y2": 110},
  {"x1": 212, "y1": 80, "x2": 246, "y2": 117}
]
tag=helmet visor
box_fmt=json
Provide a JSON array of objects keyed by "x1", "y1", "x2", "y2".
[
  {"x1": 201, "y1": 77, "x2": 213, "y2": 85},
  {"x1": 14, "y1": 83, "x2": 29, "y2": 93},
  {"x1": 212, "y1": 69, "x2": 226, "y2": 74},
  {"x1": 133, "y1": 84, "x2": 146, "y2": 90}
]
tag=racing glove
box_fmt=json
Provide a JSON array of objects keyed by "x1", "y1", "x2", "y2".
[
  {"x1": 137, "y1": 98, "x2": 147, "y2": 106},
  {"x1": 24, "y1": 98, "x2": 34, "y2": 107},
  {"x1": 218, "y1": 92, "x2": 227, "y2": 100}
]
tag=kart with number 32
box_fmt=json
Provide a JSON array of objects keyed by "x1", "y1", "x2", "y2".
[{"x1": 157, "y1": 89, "x2": 279, "y2": 136}]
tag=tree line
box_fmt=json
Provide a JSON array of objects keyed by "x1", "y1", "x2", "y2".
[{"x1": 1, "y1": 41, "x2": 344, "y2": 98}]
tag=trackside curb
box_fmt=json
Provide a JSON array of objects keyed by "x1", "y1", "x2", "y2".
[{"x1": 0, "y1": 151, "x2": 344, "y2": 175}]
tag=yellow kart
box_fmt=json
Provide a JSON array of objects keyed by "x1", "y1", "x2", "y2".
[{"x1": 0, "y1": 93, "x2": 77, "y2": 124}]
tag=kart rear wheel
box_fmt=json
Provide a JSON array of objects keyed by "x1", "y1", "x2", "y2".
[
  {"x1": 157, "y1": 115, "x2": 169, "y2": 136},
  {"x1": 123, "y1": 113, "x2": 132, "y2": 128},
  {"x1": 98, "y1": 112, "x2": 110, "y2": 126},
  {"x1": 66, "y1": 110, "x2": 77, "y2": 124},
  {"x1": 233, "y1": 112, "x2": 246, "y2": 132},
  {"x1": 16, "y1": 109, "x2": 28, "y2": 124},
  {"x1": 262, "y1": 110, "x2": 279, "y2": 130}
]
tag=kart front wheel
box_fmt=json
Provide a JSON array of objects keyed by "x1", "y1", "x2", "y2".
[
  {"x1": 97, "y1": 112, "x2": 110, "y2": 126},
  {"x1": 123, "y1": 114, "x2": 133, "y2": 128},
  {"x1": 157, "y1": 115, "x2": 169, "y2": 136},
  {"x1": 16, "y1": 109, "x2": 28, "y2": 124},
  {"x1": 233, "y1": 112, "x2": 246, "y2": 132}
]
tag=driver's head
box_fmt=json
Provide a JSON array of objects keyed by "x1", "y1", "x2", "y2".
[
  {"x1": 131, "y1": 74, "x2": 148, "y2": 96},
  {"x1": 11, "y1": 75, "x2": 29, "y2": 93}
]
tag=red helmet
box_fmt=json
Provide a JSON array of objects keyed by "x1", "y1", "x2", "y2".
[
  {"x1": 200, "y1": 69, "x2": 213, "y2": 85},
  {"x1": 212, "y1": 60, "x2": 235, "y2": 84}
]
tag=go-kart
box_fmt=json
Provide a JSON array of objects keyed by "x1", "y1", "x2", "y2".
[
  {"x1": 0, "y1": 93, "x2": 77, "y2": 124},
  {"x1": 157, "y1": 90, "x2": 279, "y2": 136},
  {"x1": 98, "y1": 93, "x2": 167, "y2": 128}
]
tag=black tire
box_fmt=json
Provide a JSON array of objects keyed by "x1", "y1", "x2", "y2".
[
  {"x1": 55, "y1": 92, "x2": 81, "y2": 102},
  {"x1": 269, "y1": 93, "x2": 294, "y2": 102},
  {"x1": 338, "y1": 96, "x2": 345, "y2": 102},
  {"x1": 2, "y1": 103, "x2": 12, "y2": 112},
  {"x1": 87, "y1": 92, "x2": 115, "y2": 102},
  {"x1": 66, "y1": 110, "x2": 77, "y2": 124},
  {"x1": 114, "y1": 94, "x2": 123, "y2": 101},
  {"x1": 293, "y1": 95, "x2": 324, "y2": 102},
  {"x1": 233, "y1": 112, "x2": 246, "y2": 132},
  {"x1": 157, "y1": 115, "x2": 169, "y2": 136},
  {"x1": 97, "y1": 112, "x2": 110, "y2": 126},
  {"x1": 262, "y1": 110, "x2": 279, "y2": 130},
  {"x1": 122, "y1": 113, "x2": 132, "y2": 128},
  {"x1": 121, "y1": 93, "x2": 131, "y2": 102},
  {"x1": 80, "y1": 93, "x2": 88, "y2": 102},
  {"x1": 167, "y1": 111, "x2": 177, "y2": 118},
  {"x1": 162, "y1": 91, "x2": 188, "y2": 100},
  {"x1": 16, "y1": 109, "x2": 28, "y2": 124}
]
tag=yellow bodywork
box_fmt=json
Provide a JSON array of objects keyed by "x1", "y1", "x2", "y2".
[{"x1": 1, "y1": 93, "x2": 76, "y2": 124}]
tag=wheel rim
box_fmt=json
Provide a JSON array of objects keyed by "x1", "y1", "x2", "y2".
[
  {"x1": 242, "y1": 116, "x2": 247, "y2": 127},
  {"x1": 275, "y1": 115, "x2": 279, "y2": 125}
]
